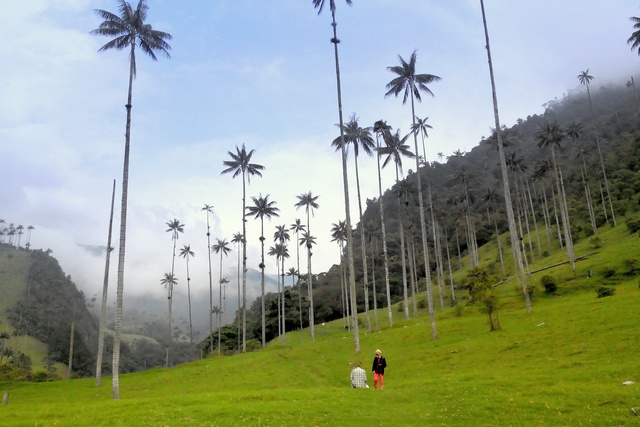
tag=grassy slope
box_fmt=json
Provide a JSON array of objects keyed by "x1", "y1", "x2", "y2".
[{"x1": 1, "y1": 225, "x2": 639, "y2": 426}]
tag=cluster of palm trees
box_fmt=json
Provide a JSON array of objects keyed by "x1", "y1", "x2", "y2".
[{"x1": 0, "y1": 221, "x2": 35, "y2": 250}]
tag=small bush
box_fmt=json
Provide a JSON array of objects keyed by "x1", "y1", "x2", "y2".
[
  {"x1": 589, "y1": 237, "x2": 602, "y2": 249},
  {"x1": 453, "y1": 303, "x2": 464, "y2": 317},
  {"x1": 601, "y1": 267, "x2": 616, "y2": 278},
  {"x1": 540, "y1": 275, "x2": 557, "y2": 293},
  {"x1": 596, "y1": 287, "x2": 615, "y2": 298},
  {"x1": 626, "y1": 218, "x2": 640, "y2": 234},
  {"x1": 418, "y1": 299, "x2": 427, "y2": 309}
]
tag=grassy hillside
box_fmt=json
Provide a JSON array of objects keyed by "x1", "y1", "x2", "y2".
[{"x1": 1, "y1": 222, "x2": 638, "y2": 426}]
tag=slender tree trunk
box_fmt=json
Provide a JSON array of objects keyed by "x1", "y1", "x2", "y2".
[
  {"x1": 236, "y1": 239, "x2": 241, "y2": 350},
  {"x1": 375, "y1": 132, "x2": 391, "y2": 332},
  {"x1": 408, "y1": 92, "x2": 437, "y2": 338},
  {"x1": 586, "y1": 85, "x2": 616, "y2": 226},
  {"x1": 398, "y1": 190, "x2": 409, "y2": 321},
  {"x1": 96, "y1": 179, "x2": 115, "y2": 387},
  {"x1": 260, "y1": 220, "x2": 266, "y2": 348},
  {"x1": 68, "y1": 317, "x2": 75, "y2": 379},
  {"x1": 113, "y1": 45, "x2": 136, "y2": 401},
  {"x1": 354, "y1": 158, "x2": 371, "y2": 333},
  {"x1": 579, "y1": 153, "x2": 598, "y2": 236},
  {"x1": 330, "y1": 9, "x2": 359, "y2": 353},
  {"x1": 370, "y1": 236, "x2": 379, "y2": 328},
  {"x1": 218, "y1": 252, "x2": 224, "y2": 354},
  {"x1": 553, "y1": 152, "x2": 575, "y2": 273},
  {"x1": 206, "y1": 213, "x2": 214, "y2": 355},
  {"x1": 480, "y1": 0, "x2": 530, "y2": 312},
  {"x1": 186, "y1": 256, "x2": 193, "y2": 344},
  {"x1": 306, "y1": 210, "x2": 315, "y2": 341},
  {"x1": 241, "y1": 173, "x2": 248, "y2": 353},
  {"x1": 295, "y1": 229, "x2": 304, "y2": 339}
]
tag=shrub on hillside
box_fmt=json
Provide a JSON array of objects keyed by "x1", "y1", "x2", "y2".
[
  {"x1": 626, "y1": 218, "x2": 640, "y2": 234},
  {"x1": 601, "y1": 267, "x2": 616, "y2": 279},
  {"x1": 589, "y1": 237, "x2": 602, "y2": 249},
  {"x1": 596, "y1": 286, "x2": 615, "y2": 298},
  {"x1": 540, "y1": 275, "x2": 557, "y2": 293}
]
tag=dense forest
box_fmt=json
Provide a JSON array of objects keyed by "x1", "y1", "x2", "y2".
[{"x1": 1, "y1": 78, "x2": 639, "y2": 379}]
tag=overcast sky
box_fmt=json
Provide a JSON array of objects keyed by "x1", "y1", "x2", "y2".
[{"x1": 1, "y1": 0, "x2": 638, "y2": 308}]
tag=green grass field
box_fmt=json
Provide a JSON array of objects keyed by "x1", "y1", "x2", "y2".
[{"x1": 1, "y1": 224, "x2": 639, "y2": 426}]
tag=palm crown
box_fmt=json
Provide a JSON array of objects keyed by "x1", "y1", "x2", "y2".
[
  {"x1": 385, "y1": 50, "x2": 441, "y2": 104},
  {"x1": 90, "y1": 0, "x2": 172, "y2": 77}
]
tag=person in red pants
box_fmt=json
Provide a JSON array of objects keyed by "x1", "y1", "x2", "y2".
[{"x1": 371, "y1": 349, "x2": 387, "y2": 389}]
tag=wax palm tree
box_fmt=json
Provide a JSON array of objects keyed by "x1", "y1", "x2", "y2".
[
  {"x1": 577, "y1": 69, "x2": 616, "y2": 226},
  {"x1": 211, "y1": 238, "x2": 231, "y2": 354},
  {"x1": 159, "y1": 272, "x2": 177, "y2": 367},
  {"x1": 379, "y1": 129, "x2": 414, "y2": 323},
  {"x1": 295, "y1": 192, "x2": 319, "y2": 341},
  {"x1": 230, "y1": 231, "x2": 243, "y2": 349},
  {"x1": 91, "y1": 0, "x2": 171, "y2": 399},
  {"x1": 290, "y1": 219, "x2": 306, "y2": 334},
  {"x1": 332, "y1": 113, "x2": 374, "y2": 332},
  {"x1": 536, "y1": 121, "x2": 575, "y2": 273},
  {"x1": 626, "y1": 77, "x2": 640, "y2": 117},
  {"x1": 373, "y1": 120, "x2": 392, "y2": 328},
  {"x1": 478, "y1": 0, "x2": 530, "y2": 312},
  {"x1": 202, "y1": 204, "x2": 215, "y2": 354},
  {"x1": 247, "y1": 195, "x2": 279, "y2": 347},
  {"x1": 221, "y1": 144, "x2": 264, "y2": 352},
  {"x1": 164, "y1": 218, "x2": 183, "y2": 367},
  {"x1": 179, "y1": 244, "x2": 195, "y2": 344},
  {"x1": 96, "y1": 180, "x2": 116, "y2": 387},
  {"x1": 385, "y1": 50, "x2": 441, "y2": 338},
  {"x1": 313, "y1": 0, "x2": 360, "y2": 354}
]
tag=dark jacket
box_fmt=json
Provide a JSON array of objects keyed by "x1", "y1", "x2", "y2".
[{"x1": 372, "y1": 355, "x2": 387, "y2": 374}]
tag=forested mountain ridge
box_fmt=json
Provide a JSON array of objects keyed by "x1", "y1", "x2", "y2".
[{"x1": 0, "y1": 245, "x2": 197, "y2": 379}]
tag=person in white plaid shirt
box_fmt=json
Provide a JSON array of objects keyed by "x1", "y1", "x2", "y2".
[{"x1": 350, "y1": 362, "x2": 368, "y2": 388}]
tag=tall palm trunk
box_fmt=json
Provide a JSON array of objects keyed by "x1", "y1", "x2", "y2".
[
  {"x1": 241, "y1": 173, "x2": 248, "y2": 353},
  {"x1": 329, "y1": 8, "x2": 360, "y2": 353},
  {"x1": 396, "y1": 174, "x2": 409, "y2": 321},
  {"x1": 408, "y1": 93, "x2": 437, "y2": 339},
  {"x1": 305, "y1": 211, "x2": 315, "y2": 341},
  {"x1": 369, "y1": 235, "x2": 379, "y2": 328},
  {"x1": 112, "y1": 44, "x2": 135, "y2": 400},
  {"x1": 585, "y1": 84, "x2": 616, "y2": 226},
  {"x1": 185, "y1": 253, "x2": 193, "y2": 344},
  {"x1": 295, "y1": 229, "x2": 304, "y2": 337},
  {"x1": 218, "y1": 252, "x2": 225, "y2": 354},
  {"x1": 259, "y1": 219, "x2": 266, "y2": 348},
  {"x1": 206, "y1": 225, "x2": 214, "y2": 355},
  {"x1": 353, "y1": 157, "x2": 371, "y2": 333},
  {"x1": 375, "y1": 131, "x2": 391, "y2": 332},
  {"x1": 236, "y1": 240, "x2": 241, "y2": 350},
  {"x1": 480, "y1": 0, "x2": 530, "y2": 312},
  {"x1": 96, "y1": 179, "x2": 115, "y2": 387},
  {"x1": 552, "y1": 150, "x2": 575, "y2": 273}
]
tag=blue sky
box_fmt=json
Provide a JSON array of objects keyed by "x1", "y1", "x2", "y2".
[{"x1": 1, "y1": 0, "x2": 638, "y2": 308}]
